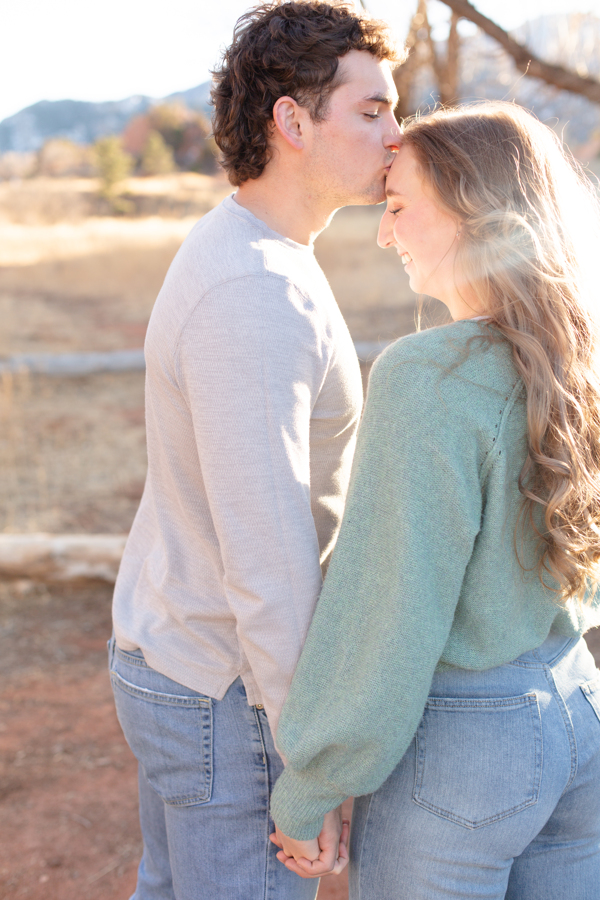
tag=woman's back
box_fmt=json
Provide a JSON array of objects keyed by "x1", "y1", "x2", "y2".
[{"x1": 271, "y1": 318, "x2": 600, "y2": 839}]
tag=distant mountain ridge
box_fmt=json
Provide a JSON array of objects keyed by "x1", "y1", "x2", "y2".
[
  {"x1": 3, "y1": 12, "x2": 600, "y2": 155},
  {"x1": 0, "y1": 83, "x2": 212, "y2": 154}
]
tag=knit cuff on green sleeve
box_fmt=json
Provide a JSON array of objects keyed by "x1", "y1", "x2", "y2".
[{"x1": 270, "y1": 766, "x2": 346, "y2": 841}]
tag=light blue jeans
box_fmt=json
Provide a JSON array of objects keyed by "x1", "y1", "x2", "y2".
[
  {"x1": 108, "y1": 639, "x2": 318, "y2": 900},
  {"x1": 349, "y1": 632, "x2": 600, "y2": 899}
]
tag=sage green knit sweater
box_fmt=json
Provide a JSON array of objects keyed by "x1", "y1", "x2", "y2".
[{"x1": 270, "y1": 320, "x2": 600, "y2": 840}]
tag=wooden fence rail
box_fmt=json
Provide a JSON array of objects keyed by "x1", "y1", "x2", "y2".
[{"x1": 0, "y1": 342, "x2": 391, "y2": 377}]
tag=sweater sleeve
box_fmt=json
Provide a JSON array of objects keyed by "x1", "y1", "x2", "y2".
[
  {"x1": 175, "y1": 274, "x2": 328, "y2": 739},
  {"x1": 270, "y1": 345, "x2": 484, "y2": 839}
]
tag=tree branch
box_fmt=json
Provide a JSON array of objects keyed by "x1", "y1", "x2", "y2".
[
  {"x1": 440, "y1": 0, "x2": 600, "y2": 104},
  {"x1": 393, "y1": 1, "x2": 429, "y2": 119}
]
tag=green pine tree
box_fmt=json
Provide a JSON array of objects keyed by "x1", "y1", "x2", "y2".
[
  {"x1": 92, "y1": 136, "x2": 134, "y2": 210},
  {"x1": 140, "y1": 131, "x2": 175, "y2": 176}
]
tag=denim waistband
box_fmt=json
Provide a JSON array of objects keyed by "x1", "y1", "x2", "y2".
[{"x1": 509, "y1": 630, "x2": 579, "y2": 669}]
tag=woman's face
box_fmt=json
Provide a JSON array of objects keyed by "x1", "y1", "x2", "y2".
[{"x1": 378, "y1": 143, "x2": 481, "y2": 319}]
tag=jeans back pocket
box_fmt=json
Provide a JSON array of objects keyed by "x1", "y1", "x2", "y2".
[
  {"x1": 110, "y1": 662, "x2": 213, "y2": 807},
  {"x1": 413, "y1": 692, "x2": 542, "y2": 829}
]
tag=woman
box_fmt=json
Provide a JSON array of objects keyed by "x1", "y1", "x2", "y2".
[{"x1": 269, "y1": 102, "x2": 600, "y2": 899}]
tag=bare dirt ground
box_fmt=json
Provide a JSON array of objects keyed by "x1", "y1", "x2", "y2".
[{"x1": 0, "y1": 581, "x2": 140, "y2": 900}]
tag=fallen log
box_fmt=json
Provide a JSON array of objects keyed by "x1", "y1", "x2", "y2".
[
  {"x1": 0, "y1": 342, "x2": 391, "y2": 377},
  {"x1": 0, "y1": 533, "x2": 127, "y2": 583},
  {"x1": 0, "y1": 349, "x2": 146, "y2": 376}
]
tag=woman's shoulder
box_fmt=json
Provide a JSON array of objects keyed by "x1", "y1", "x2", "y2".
[
  {"x1": 364, "y1": 321, "x2": 522, "y2": 441},
  {"x1": 371, "y1": 320, "x2": 517, "y2": 397}
]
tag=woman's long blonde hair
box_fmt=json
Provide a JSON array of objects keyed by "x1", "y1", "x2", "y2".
[{"x1": 402, "y1": 102, "x2": 600, "y2": 603}]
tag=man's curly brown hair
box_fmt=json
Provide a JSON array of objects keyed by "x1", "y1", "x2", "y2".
[{"x1": 211, "y1": 1, "x2": 400, "y2": 186}]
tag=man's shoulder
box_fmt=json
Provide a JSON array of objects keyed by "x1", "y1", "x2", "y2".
[
  {"x1": 177, "y1": 195, "x2": 325, "y2": 296},
  {"x1": 147, "y1": 196, "x2": 343, "y2": 356}
]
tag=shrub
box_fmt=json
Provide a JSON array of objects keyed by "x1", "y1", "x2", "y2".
[
  {"x1": 140, "y1": 131, "x2": 175, "y2": 176},
  {"x1": 92, "y1": 136, "x2": 134, "y2": 201}
]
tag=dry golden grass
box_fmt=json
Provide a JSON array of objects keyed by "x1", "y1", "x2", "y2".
[
  {"x1": 0, "y1": 370, "x2": 146, "y2": 533},
  {"x1": 0, "y1": 220, "x2": 197, "y2": 356},
  {"x1": 0, "y1": 174, "x2": 441, "y2": 533},
  {"x1": 0, "y1": 172, "x2": 231, "y2": 225}
]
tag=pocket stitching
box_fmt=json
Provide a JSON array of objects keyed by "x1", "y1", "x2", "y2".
[
  {"x1": 413, "y1": 693, "x2": 542, "y2": 830},
  {"x1": 110, "y1": 670, "x2": 211, "y2": 707}
]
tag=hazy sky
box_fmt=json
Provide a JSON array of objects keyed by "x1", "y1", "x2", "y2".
[{"x1": 1, "y1": 0, "x2": 599, "y2": 123}]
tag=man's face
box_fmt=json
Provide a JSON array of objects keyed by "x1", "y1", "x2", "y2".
[{"x1": 306, "y1": 50, "x2": 400, "y2": 207}]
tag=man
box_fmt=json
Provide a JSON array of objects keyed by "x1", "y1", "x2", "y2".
[{"x1": 109, "y1": 2, "x2": 401, "y2": 897}]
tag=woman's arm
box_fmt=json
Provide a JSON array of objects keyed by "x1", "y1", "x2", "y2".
[{"x1": 270, "y1": 343, "x2": 484, "y2": 840}]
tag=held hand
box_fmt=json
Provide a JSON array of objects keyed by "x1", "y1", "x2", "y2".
[
  {"x1": 270, "y1": 807, "x2": 350, "y2": 878},
  {"x1": 271, "y1": 830, "x2": 320, "y2": 864}
]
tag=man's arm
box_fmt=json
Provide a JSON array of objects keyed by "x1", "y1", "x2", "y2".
[{"x1": 176, "y1": 274, "x2": 329, "y2": 735}]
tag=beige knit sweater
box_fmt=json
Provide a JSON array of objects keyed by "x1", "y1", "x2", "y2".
[{"x1": 112, "y1": 195, "x2": 363, "y2": 736}]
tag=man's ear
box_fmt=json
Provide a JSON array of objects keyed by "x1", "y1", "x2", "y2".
[{"x1": 272, "y1": 96, "x2": 309, "y2": 150}]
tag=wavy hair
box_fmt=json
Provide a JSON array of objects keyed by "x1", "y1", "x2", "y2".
[
  {"x1": 211, "y1": 0, "x2": 400, "y2": 186},
  {"x1": 402, "y1": 102, "x2": 600, "y2": 603}
]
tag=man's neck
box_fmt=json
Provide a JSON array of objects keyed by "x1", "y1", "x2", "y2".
[{"x1": 234, "y1": 173, "x2": 336, "y2": 246}]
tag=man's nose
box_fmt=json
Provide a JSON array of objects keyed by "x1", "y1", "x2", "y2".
[
  {"x1": 382, "y1": 110, "x2": 401, "y2": 151},
  {"x1": 377, "y1": 209, "x2": 395, "y2": 248}
]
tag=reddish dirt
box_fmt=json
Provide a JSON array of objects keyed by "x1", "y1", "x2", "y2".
[
  {"x1": 1, "y1": 581, "x2": 598, "y2": 900},
  {"x1": 0, "y1": 581, "x2": 348, "y2": 899}
]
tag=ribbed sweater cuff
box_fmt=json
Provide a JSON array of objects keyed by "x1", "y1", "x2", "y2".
[{"x1": 270, "y1": 766, "x2": 345, "y2": 841}]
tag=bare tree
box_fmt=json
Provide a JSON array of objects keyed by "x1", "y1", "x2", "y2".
[
  {"x1": 393, "y1": 2, "x2": 428, "y2": 119},
  {"x1": 440, "y1": 0, "x2": 600, "y2": 104},
  {"x1": 425, "y1": 9, "x2": 461, "y2": 105},
  {"x1": 394, "y1": 0, "x2": 461, "y2": 117}
]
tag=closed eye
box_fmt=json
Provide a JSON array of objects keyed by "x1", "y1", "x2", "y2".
[{"x1": 364, "y1": 113, "x2": 380, "y2": 119}]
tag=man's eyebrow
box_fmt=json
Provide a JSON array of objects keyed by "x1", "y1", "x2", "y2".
[{"x1": 363, "y1": 92, "x2": 395, "y2": 105}]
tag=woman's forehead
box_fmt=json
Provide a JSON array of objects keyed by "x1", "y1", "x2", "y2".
[{"x1": 385, "y1": 145, "x2": 424, "y2": 199}]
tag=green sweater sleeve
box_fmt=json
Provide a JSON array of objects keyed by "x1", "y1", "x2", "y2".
[{"x1": 270, "y1": 341, "x2": 485, "y2": 840}]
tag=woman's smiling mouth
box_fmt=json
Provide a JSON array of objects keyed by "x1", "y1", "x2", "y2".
[{"x1": 401, "y1": 252, "x2": 412, "y2": 265}]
